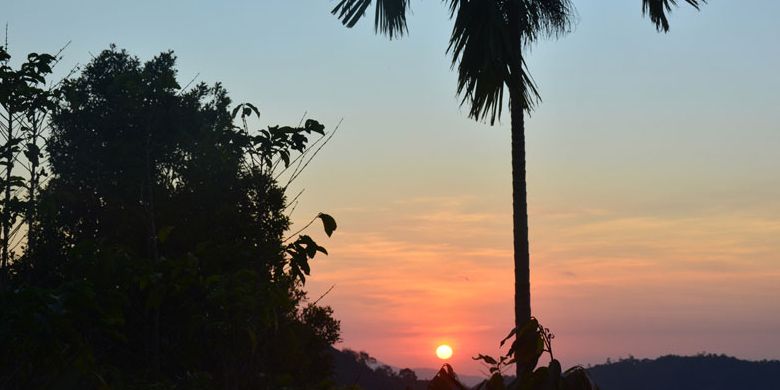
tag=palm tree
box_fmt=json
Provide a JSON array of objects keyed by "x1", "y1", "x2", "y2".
[{"x1": 331, "y1": 0, "x2": 703, "y2": 377}]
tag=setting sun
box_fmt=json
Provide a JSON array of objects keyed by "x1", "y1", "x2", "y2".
[{"x1": 435, "y1": 344, "x2": 453, "y2": 360}]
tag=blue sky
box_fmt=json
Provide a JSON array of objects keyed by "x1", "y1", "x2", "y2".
[{"x1": 6, "y1": 0, "x2": 780, "y2": 374}]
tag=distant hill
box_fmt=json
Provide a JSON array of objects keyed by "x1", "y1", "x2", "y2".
[
  {"x1": 332, "y1": 349, "x2": 780, "y2": 390},
  {"x1": 587, "y1": 354, "x2": 780, "y2": 390},
  {"x1": 330, "y1": 348, "x2": 425, "y2": 389},
  {"x1": 410, "y1": 367, "x2": 484, "y2": 387},
  {"x1": 330, "y1": 348, "x2": 482, "y2": 389}
]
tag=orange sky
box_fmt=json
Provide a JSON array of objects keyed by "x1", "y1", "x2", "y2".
[{"x1": 301, "y1": 184, "x2": 780, "y2": 374}]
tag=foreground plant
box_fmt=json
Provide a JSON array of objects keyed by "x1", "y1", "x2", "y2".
[
  {"x1": 428, "y1": 318, "x2": 598, "y2": 390},
  {"x1": 476, "y1": 318, "x2": 598, "y2": 389}
]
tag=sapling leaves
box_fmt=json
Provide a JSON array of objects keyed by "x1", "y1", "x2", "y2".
[
  {"x1": 318, "y1": 213, "x2": 337, "y2": 237},
  {"x1": 472, "y1": 318, "x2": 600, "y2": 390}
]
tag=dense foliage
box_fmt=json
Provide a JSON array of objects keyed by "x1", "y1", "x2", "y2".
[
  {"x1": 588, "y1": 354, "x2": 780, "y2": 390},
  {"x1": 0, "y1": 45, "x2": 56, "y2": 280},
  {"x1": 0, "y1": 46, "x2": 339, "y2": 389}
]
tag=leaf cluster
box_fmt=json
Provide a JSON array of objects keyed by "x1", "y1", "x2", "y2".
[
  {"x1": 468, "y1": 318, "x2": 598, "y2": 390},
  {"x1": 234, "y1": 101, "x2": 326, "y2": 173},
  {"x1": 331, "y1": 0, "x2": 704, "y2": 124},
  {"x1": 0, "y1": 46, "x2": 58, "y2": 268},
  {"x1": 0, "y1": 47, "x2": 56, "y2": 114},
  {"x1": 642, "y1": 0, "x2": 705, "y2": 32}
]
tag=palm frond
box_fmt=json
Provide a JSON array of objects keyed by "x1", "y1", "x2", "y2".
[
  {"x1": 375, "y1": 0, "x2": 409, "y2": 38},
  {"x1": 448, "y1": 0, "x2": 513, "y2": 124},
  {"x1": 332, "y1": 0, "x2": 372, "y2": 28},
  {"x1": 445, "y1": 0, "x2": 465, "y2": 17},
  {"x1": 538, "y1": 0, "x2": 577, "y2": 38},
  {"x1": 332, "y1": 0, "x2": 410, "y2": 38},
  {"x1": 516, "y1": 0, "x2": 576, "y2": 44},
  {"x1": 448, "y1": 0, "x2": 575, "y2": 123},
  {"x1": 642, "y1": 0, "x2": 704, "y2": 32}
]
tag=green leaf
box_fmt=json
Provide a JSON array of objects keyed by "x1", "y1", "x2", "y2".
[
  {"x1": 304, "y1": 119, "x2": 325, "y2": 134},
  {"x1": 300, "y1": 259, "x2": 311, "y2": 275},
  {"x1": 318, "y1": 213, "x2": 337, "y2": 237},
  {"x1": 205, "y1": 274, "x2": 222, "y2": 286},
  {"x1": 244, "y1": 102, "x2": 260, "y2": 117},
  {"x1": 500, "y1": 327, "x2": 517, "y2": 347},
  {"x1": 302, "y1": 236, "x2": 315, "y2": 246},
  {"x1": 302, "y1": 238, "x2": 318, "y2": 257},
  {"x1": 247, "y1": 327, "x2": 258, "y2": 354},
  {"x1": 157, "y1": 225, "x2": 175, "y2": 243},
  {"x1": 510, "y1": 318, "x2": 543, "y2": 372},
  {"x1": 473, "y1": 354, "x2": 498, "y2": 365},
  {"x1": 23, "y1": 143, "x2": 41, "y2": 165}
]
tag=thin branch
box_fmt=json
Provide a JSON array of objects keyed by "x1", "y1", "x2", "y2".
[
  {"x1": 50, "y1": 40, "x2": 72, "y2": 68},
  {"x1": 177, "y1": 72, "x2": 200, "y2": 95},
  {"x1": 286, "y1": 200, "x2": 299, "y2": 219},
  {"x1": 8, "y1": 221, "x2": 25, "y2": 254},
  {"x1": 273, "y1": 130, "x2": 325, "y2": 182},
  {"x1": 273, "y1": 119, "x2": 337, "y2": 184},
  {"x1": 283, "y1": 214, "x2": 319, "y2": 242},
  {"x1": 286, "y1": 118, "x2": 342, "y2": 187},
  {"x1": 311, "y1": 284, "x2": 336, "y2": 306},
  {"x1": 49, "y1": 63, "x2": 81, "y2": 91},
  {"x1": 297, "y1": 111, "x2": 308, "y2": 127},
  {"x1": 284, "y1": 188, "x2": 305, "y2": 211}
]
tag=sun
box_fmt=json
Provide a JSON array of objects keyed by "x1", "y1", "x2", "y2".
[{"x1": 435, "y1": 344, "x2": 453, "y2": 360}]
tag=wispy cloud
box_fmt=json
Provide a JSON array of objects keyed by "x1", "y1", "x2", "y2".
[{"x1": 305, "y1": 194, "x2": 780, "y2": 374}]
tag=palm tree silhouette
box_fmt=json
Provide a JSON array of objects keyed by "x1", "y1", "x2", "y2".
[{"x1": 332, "y1": 0, "x2": 704, "y2": 378}]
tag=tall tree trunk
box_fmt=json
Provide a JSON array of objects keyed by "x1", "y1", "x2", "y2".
[
  {"x1": 26, "y1": 116, "x2": 41, "y2": 254},
  {"x1": 511, "y1": 89, "x2": 532, "y2": 379},
  {"x1": 1, "y1": 107, "x2": 13, "y2": 282},
  {"x1": 507, "y1": 0, "x2": 532, "y2": 378}
]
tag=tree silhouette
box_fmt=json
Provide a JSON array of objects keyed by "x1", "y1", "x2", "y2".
[
  {"x1": 0, "y1": 46, "x2": 56, "y2": 286},
  {"x1": 1, "y1": 46, "x2": 340, "y2": 389},
  {"x1": 331, "y1": 0, "x2": 703, "y2": 377}
]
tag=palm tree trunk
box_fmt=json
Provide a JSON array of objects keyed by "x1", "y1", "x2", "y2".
[
  {"x1": 506, "y1": 0, "x2": 532, "y2": 377},
  {"x1": 510, "y1": 89, "x2": 532, "y2": 379}
]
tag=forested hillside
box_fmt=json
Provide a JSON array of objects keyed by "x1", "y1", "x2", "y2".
[{"x1": 588, "y1": 354, "x2": 780, "y2": 390}]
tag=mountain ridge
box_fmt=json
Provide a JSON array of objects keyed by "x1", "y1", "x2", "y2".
[
  {"x1": 587, "y1": 353, "x2": 780, "y2": 390},
  {"x1": 331, "y1": 349, "x2": 780, "y2": 389}
]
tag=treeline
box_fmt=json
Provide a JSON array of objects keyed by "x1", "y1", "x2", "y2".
[
  {"x1": 0, "y1": 45, "x2": 340, "y2": 389},
  {"x1": 587, "y1": 354, "x2": 780, "y2": 390},
  {"x1": 330, "y1": 348, "x2": 427, "y2": 390}
]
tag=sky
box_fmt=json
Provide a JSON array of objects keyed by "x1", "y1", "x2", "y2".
[{"x1": 6, "y1": 0, "x2": 780, "y2": 376}]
